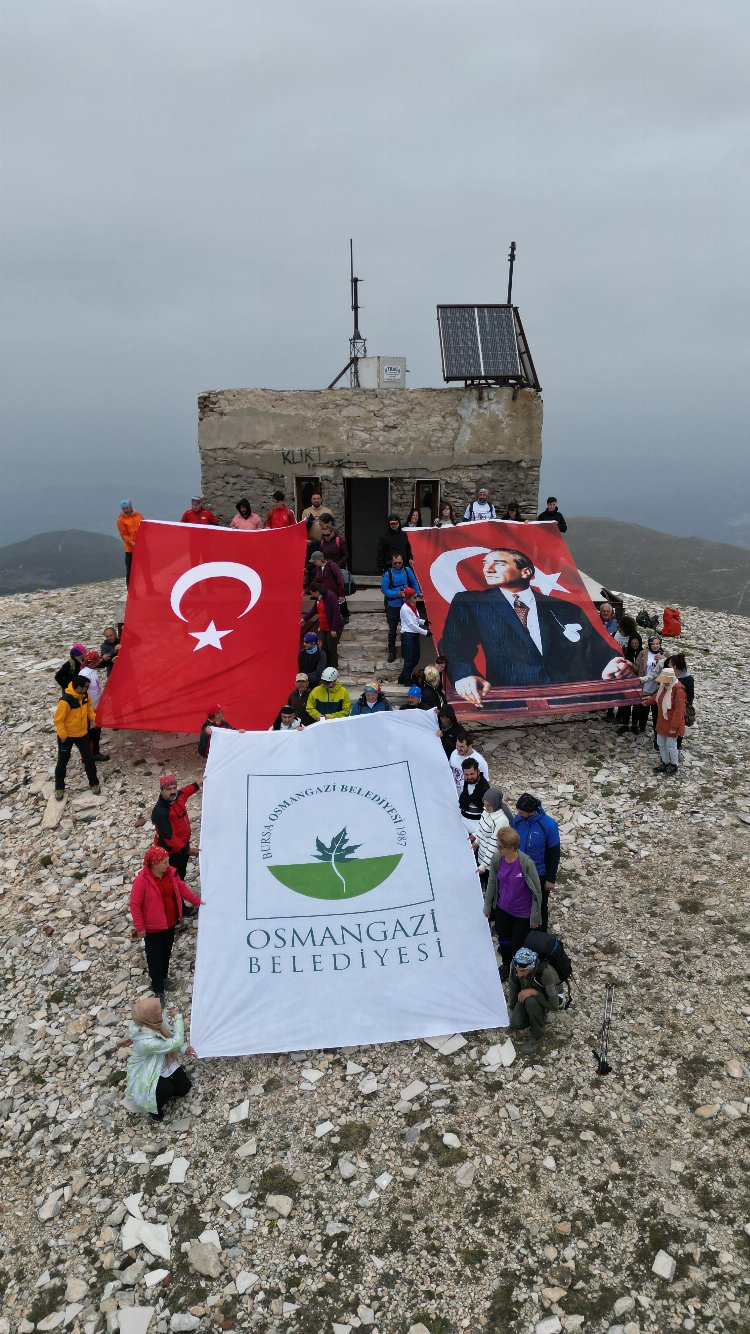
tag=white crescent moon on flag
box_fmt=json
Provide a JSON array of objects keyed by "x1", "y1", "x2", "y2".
[
  {"x1": 170, "y1": 561, "x2": 263, "y2": 622},
  {"x1": 430, "y1": 547, "x2": 490, "y2": 603},
  {"x1": 429, "y1": 546, "x2": 569, "y2": 602}
]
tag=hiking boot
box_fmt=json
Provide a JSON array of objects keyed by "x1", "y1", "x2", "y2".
[
  {"x1": 665, "y1": 763, "x2": 679, "y2": 776},
  {"x1": 92, "y1": 752, "x2": 110, "y2": 761},
  {"x1": 54, "y1": 789, "x2": 65, "y2": 801},
  {"x1": 653, "y1": 762, "x2": 668, "y2": 774},
  {"x1": 616, "y1": 726, "x2": 629, "y2": 735},
  {"x1": 522, "y1": 1037, "x2": 540, "y2": 1057},
  {"x1": 163, "y1": 977, "x2": 175, "y2": 990},
  {"x1": 90, "y1": 783, "x2": 101, "y2": 795}
]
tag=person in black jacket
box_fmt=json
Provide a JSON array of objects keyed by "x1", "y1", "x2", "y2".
[
  {"x1": 437, "y1": 705, "x2": 461, "y2": 759},
  {"x1": 536, "y1": 497, "x2": 567, "y2": 533},
  {"x1": 376, "y1": 515, "x2": 413, "y2": 573},
  {"x1": 197, "y1": 707, "x2": 236, "y2": 759},
  {"x1": 55, "y1": 643, "x2": 87, "y2": 691},
  {"x1": 299, "y1": 633, "x2": 327, "y2": 688},
  {"x1": 458, "y1": 759, "x2": 490, "y2": 835}
]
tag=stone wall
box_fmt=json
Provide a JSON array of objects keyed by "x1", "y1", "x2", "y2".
[{"x1": 197, "y1": 386, "x2": 543, "y2": 525}]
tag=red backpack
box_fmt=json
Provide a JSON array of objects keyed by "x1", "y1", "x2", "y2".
[{"x1": 662, "y1": 607, "x2": 682, "y2": 637}]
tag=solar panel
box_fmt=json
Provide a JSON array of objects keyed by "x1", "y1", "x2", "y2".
[{"x1": 437, "y1": 305, "x2": 523, "y2": 382}]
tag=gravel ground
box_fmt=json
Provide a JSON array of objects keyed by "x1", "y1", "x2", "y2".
[{"x1": 0, "y1": 579, "x2": 748, "y2": 1334}]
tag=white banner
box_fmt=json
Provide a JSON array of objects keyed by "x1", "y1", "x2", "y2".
[{"x1": 190, "y1": 711, "x2": 508, "y2": 1056}]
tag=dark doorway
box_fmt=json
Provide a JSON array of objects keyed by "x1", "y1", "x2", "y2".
[
  {"x1": 414, "y1": 479, "x2": 440, "y2": 525},
  {"x1": 345, "y1": 477, "x2": 390, "y2": 574},
  {"x1": 295, "y1": 477, "x2": 322, "y2": 517}
]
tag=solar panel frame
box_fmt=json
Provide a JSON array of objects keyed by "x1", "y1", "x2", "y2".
[{"x1": 437, "y1": 304, "x2": 524, "y2": 382}]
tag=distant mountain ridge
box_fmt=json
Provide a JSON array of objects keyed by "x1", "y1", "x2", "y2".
[
  {"x1": 0, "y1": 530, "x2": 123, "y2": 594},
  {"x1": 566, "y1": 518, "x2": 750, "y2": 616},
  {"x1": 1, "y1": 521, "x2": 749, "y2": 613}
]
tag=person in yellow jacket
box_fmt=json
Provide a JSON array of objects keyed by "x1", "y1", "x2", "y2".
[
  {"x1": 117, "y1": 499, "x2": 144, "y2": 587},
  {"x1": 306, "y1": 667, "x2": 351, "y2": 722},
  {"x1": 54, "y1": 676, "x2": 101, "y2": 800}
]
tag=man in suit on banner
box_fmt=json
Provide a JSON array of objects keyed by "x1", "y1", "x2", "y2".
[{"x1": 440, "y1": 548, "x2": 630, "y2": 706}]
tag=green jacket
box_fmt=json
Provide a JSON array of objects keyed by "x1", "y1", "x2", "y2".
[
  {"x1": 485, "y1": 849, "x2": 542, "y2": 926},
  {"x1": 126, "y1": 1014, "x2": 186, "y2": 1114},
  {"x1": 507, "y1": 963, "x2": 560, "y2": 1012}
]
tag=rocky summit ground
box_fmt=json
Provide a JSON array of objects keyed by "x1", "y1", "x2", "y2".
[{"x1": 1, "y1": 580, "x2": 749, "y2": 1334}]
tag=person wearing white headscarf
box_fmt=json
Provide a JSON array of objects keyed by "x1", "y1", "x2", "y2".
[{"x1": 653, "y1": 667, "x2": 686, "y2": 776}]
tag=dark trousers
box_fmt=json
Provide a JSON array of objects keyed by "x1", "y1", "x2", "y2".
[
  {"x1": 155, "y1": 1066, "x2": 191, "y2": 1114},
  {"x1": 540, "y1": 886, "x2": 550, "y2": 932},
  {"x1": 168, "y1": 845, "x2": 190, "y2": 880},
  {"x1": 616, "y1": 705, "x2": 633, "y2": 727},
  {"x1": 55, "y1": 736, "x2": 98, "y2": 790},
  {"x1": 398, "y1": 632, "x2": 421, "y2": 685},
  {"x1": 124, "y1": 551, "x2": 132, "y2": 586},
  {"x1": 632, "y1": 701, "x2": 656, "y2": 733},
  {"x1": 509, "y1": 995, "x2": 548, "y2": 1040},
  {"x1": 144, "y1": 926, "x2": 175, "y2": 994},
  {"x1": 320, "y1": 630, "x2": 339, "y2": 668},
  {"x1": 385, "y1": 605, "x2": 401, "y2": 656},
  {"x1": 493, "y1": 907, "x2": 531, "y2": 971},
  {"x1": 89, "y1": 726, "x2": 103, "y2": 756}
]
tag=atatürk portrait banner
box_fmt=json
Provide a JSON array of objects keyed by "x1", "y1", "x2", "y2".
[{"x1": 409, "y1": 520, "x2": 642, "y2": 721}]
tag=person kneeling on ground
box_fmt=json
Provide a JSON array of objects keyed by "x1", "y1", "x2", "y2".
[
  {"x1": 126, "y1": 996, "x2": 197, "y2": 1121},
  {"x1": 506, "y1": 945, "x2": 560, "y2": 1057},
  {"x1": 485, "y1": 828, "x2": 542, "y2": 978}
]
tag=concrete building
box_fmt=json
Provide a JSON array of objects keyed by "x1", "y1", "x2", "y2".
[{"x1": 197, "y1": 383, "x2": 543, "y2": 574}]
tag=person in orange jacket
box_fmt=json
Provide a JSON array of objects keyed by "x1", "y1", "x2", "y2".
[
  {"x1": 54, "y1": 675, "x2": 100, "y2": 799},
  {"x1": 116, "y1": 500, "x2": 144, "y2": 586}
]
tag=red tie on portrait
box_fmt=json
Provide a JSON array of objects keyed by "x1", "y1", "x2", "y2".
[{"x1": 96, "y1": 520, "x2": 307, "y2": 733}]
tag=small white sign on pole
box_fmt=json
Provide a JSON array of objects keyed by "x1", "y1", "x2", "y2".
[{"x1": 190, "y1": 711, "x2": 508, "y2": 1056}]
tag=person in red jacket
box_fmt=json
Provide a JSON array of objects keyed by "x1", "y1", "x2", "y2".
[
  {"x1": 180, "y1": 496, "x2": 218, "y2": 525},
  {"x1": 265, "y1": 490, "x2": 297, "y2": 529},
  {"x1": 130, "y1": 845, "x2": 203, "y2": 1000},
  {"x1": 151, "y1": 774, "x2": 203, "y2": 885}
]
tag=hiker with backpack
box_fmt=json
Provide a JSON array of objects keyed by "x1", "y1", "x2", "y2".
[
  {"x1": 380, "y1": 551, "x2": 422, "y2": 664},
  {"x1": 484, "y1": 827, "x2": 543, "y2": 978},
  {"x1": 664, "y1": 652, "x2": 695, "y2": 746},
  {"x1": 506, "y1": 945, "x2": 562, "y2": 1057}
]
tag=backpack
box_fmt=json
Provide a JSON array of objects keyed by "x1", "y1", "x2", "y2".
[
  {"x1": 662, "y1": 606, "x2": 682, "y2": 637},
  {"x1": 684, "y1": 701, "x2": 696, "y2": 727},
  {"x1": 524, "y1": 929, "x2": 573, "y2": 1010},
  {"x1": 636, "y1": 608, "x2": 659, "y2": 630}
]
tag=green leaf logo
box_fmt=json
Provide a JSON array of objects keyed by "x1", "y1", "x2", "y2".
[{"x1": 268, "y1": 826, "x2": 402, "y2": 901}]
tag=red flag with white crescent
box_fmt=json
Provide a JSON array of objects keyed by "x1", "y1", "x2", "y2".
[
  {"x1": 408, "y1": 520, "x2": 642, "y2": 722},
  {"x1": 97, "y1": 520, "x2": 307, "y2": 733}
]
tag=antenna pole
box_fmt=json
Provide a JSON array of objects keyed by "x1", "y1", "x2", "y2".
[
  {"x1": 506, "y1": 240, "x2": 516, "y2": 305},
  {"x1": 348, "y1": 237, "x2": 367, "y2": 387}
]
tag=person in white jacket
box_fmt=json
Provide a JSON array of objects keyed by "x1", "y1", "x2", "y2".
[
  {"x1": 79, "y1": 649, "x2": 108, "y2": 762},
  {"x1": 398, "y1": 587, "x2": 429, "y2": 686},
  {"x1": 471, "y1": 786, "x2": 513, "y2": 892},
  {"x1": 449, "y1": 732, "x2": 490, "y2": 794}
]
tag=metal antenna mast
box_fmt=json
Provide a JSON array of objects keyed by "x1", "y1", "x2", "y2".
[
  {"x1": 349, "y1": 238, "x2": 367, "y2": 386},
  {"x1": 327, "y1": 239, "x2": 367, "y2": 389},
  {"x1": 506, "y1": 240, "x2": 517, "y2": 305}
]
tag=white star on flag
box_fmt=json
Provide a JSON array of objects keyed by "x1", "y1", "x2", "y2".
[
  {"x1": 531, "y1": 569, "x2": 568, "y2": 596},
  {"x1": 189, "y1": 620, "x2": 233, "y2": 651}
]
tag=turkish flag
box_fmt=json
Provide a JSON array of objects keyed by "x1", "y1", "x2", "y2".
[
  {"x1": 409, "y1": 520, "x2": 642, "y2": 721},
  {"x1": 97, "y1": 520, "x2": 307, "y2": 733}
]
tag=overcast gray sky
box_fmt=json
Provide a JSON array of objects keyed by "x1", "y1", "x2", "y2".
[{"x1": 1, "y1": 0, "x2": 748, "y2": 546}]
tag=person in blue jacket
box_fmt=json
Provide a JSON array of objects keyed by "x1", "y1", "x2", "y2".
[
  {"x1": 350, "y1": 683, "x2": 393, "y2": 716},
  {"x1": 512, "y1": 793, "x2": 560, "y2": 932},
  {"x1": 380, "y1": 553, "x2": 422, "y2": 663}
]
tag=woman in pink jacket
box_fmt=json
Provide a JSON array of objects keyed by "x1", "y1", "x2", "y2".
[{"x1": 130, "y1": 846, "x2": 204, "y2": 1001}]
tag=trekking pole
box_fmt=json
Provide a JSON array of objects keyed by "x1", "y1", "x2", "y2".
[{"x1": 592, "y1": 983, "x2": 615, "y2": 1076}]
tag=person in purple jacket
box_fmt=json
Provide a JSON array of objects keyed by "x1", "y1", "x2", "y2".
[{"x1": 484, "y1": 827, "x2": 543, "y2": 977}]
